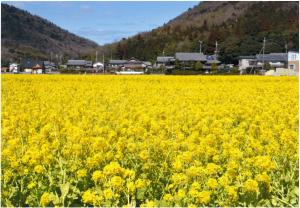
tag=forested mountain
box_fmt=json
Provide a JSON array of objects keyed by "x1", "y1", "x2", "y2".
[
  {"x1": 105, "y1": 1, "x2": 299, "y2": 64},
  {"x1": 1, "y1": 3, "x2": 99, "y2": 65},
  {"x1": 1, "y1": 1, "x2": 298, "y2": 65}
]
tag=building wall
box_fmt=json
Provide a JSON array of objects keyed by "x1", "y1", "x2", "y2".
[
  {"x1": 288, "y1": 61, "x2": 299, "y2": 72},
  {"x1": 288, "y1": 51, "x2": 299, "y2": 61},
  {"x1": 239, "y1": 59, "x2": 252, "y2": 70},
  {"x1": 288, "y1": 51, "x2": 299, "y2": 72}
]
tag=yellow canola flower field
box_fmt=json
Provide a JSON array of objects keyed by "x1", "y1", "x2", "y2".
[{"x1": 1, "y1": 75, "x2": 298, "y2": 207}]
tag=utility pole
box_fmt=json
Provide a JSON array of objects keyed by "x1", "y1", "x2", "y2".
[
  {"x1": 199, "y1": 41, "x2": 203, "y2": 54},
  {"x1": 103, "y1": 54, "x2": 105, "y2": 74},
  {"x1": 214, "y1": 41, "x2": 218, "y2": 58},
  {"x1": 262, "y1": 37, "x2": 266, "y2": 70},
  {"x1": 285, "y1": 43, "x2": 288, "y2": 68},
  {"x1": 50, "y1": 52, "x2": 53, "y2": 62},
  {"x1": 96, "y1": 51, "x2": 98, "y2": 62}
]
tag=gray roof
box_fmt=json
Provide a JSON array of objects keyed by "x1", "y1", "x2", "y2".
[
  {"x1": 67, "y1": 60, "x2": 92, "y2": 67},
  {"x1": 175, "y1": 53, "x2": 206, "y2": 61},
  {"x1": 157, "y1": 56, "x2": 175, "y2": 63},
  {"x1": 85, "y1": 61, "x2": 93, "y2": 67},
  {"x1": 256, "y1": 53, "x2": 287, "y2": 62},
  {"x1": 43, "y1": 61, "x2": 56, "y2": 67},
  {"x1": 67, "y1": 60, "x2": 87, "y2": 66},
  {"x1": 109, "y1": 60, "x2": 127, "y2": 65},
  {"x1": 239, "y1": 56, "x2": 256, "y2": 59}
]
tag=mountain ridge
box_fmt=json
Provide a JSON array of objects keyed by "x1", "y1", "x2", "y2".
[
  {"x1": 1, "y1": 3, "x2": 99, "y2": 65},
  {"x1": 1, "y1": 1, "x2": 299, "y2": 65},
  {"x1": 105, "y1": 1, "x2": 299, "y2": 64}
]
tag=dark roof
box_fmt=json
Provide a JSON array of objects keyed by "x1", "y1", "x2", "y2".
[
  {"x1": 109, "y1": 60, "x2": 127, "y2": 65},
  {"x1": 67, "y1": 60, "x2": 92, "y2": 67},
  {"x1": 127, "y1": 58, "x2": 143, "y2": 64},
  {"x1": 157, "y1": 56, "x2": 175, "y2": 62},
  {"x1": 239, "y1": 56, "x2": 256, "y2": 59},
  {"x1": 67, "y1": 60, "x2": 86, "y2": 66},
  {"x1": 256, "y1": 53, "x2": 287, "y2": 62},
  {"x1": 43, "y1": 61, "x2": 56, "y2": 67},
  {"x1": 175, "y1": 52, "x2": 206, "y2": 61},
  {"x1": 20, "y1": 60, "x2": 44, "y2": 68},
  {"x1": 85, "y1": 61, "x2": 93, "y2": 67}
]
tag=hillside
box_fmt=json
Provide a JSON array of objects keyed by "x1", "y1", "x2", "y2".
[
  {"x1": 106, "y1": 1, "x2": 299, "y2": 64},
  {"x1": 1, "y1": 3, "x2": 99, "y2": 65}
]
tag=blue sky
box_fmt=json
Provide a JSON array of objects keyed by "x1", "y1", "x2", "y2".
[{"x1": 4, "y1": 1, "x2": 200, "y2": 45}]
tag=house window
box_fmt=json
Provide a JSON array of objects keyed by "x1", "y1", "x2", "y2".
[{"x1": 289, "y1": 64, "x2": 295, "y2": 70}]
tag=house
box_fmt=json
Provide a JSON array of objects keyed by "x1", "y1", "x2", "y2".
[
  {"x1": 108, "y1": 58, "x2": 151, "y2": 71},
  {"x1": 238, "y1": 56, "x2": 256, "y2": 73},
  {"x1": 123, "y1": 57, "x2": 145, "y2": 70},
  {"x1": 204, "y1": 55, "x2": 221, "y2": 71},
  {"x1": 1, "y1": 67, "x2": 8, "y2": 73},
  {"x1": 175, "y1": 52, "x2": 206, "y2": 62},
  {"x1": 255, "y1": 53, "x2": 287, "y2": 68},
  {"x1": 239, "y1": 53, "x2": 288, "y2": 74},
  {"x1": 20, "y1": 60, "x2": 44, "y2": 74},
  {"x1": 93, "y1": 62, "x2": 104, "y2": 69},
  {"x1": 9, "y1": 63, "x2": 20, "y2": 73},
  {"x1": 288, "y1": 50, "x2": 299, "y2": 72},
  {"x1": 44, "y1": 61, "x2": 58, "y2": 73},
  {"x1": 155, "y1": 56, "x2": 175, "y2": 69},
  {"x1": 32, "y1": 64, "x2": 43, "y2": 74},
  {"x1": 108, "y1": 60, "x2": 127, "y2": 69},
  {"x1": 67, "y1": 60, "x2": 93, "y2": 69},
  {"x1": 175, "y1": 52, "x2": 221, "y2": 70},
  {"x1": 142, "y1": 61, "x2": 152, "y2": 69}
]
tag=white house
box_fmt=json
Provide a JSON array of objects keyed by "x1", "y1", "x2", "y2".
[
  {"x1": 93, "y1": 62, "x2": 104, "y2": 69},
  {"x1": 9, "y1": 63, "x2": 19, "y2": 73},
  {"x1": 288, "y1": 51, "x2": 299, "y2": 72}
]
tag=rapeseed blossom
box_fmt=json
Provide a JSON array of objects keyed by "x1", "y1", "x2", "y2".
[{"x1": 1, "y1": 75, "x2": 298, "y2": 206}]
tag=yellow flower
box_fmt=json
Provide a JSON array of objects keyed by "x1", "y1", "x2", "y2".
[
  {"x1": 191, "y1": 181, "x2": 201, "y2": 190},
  {"x1": 34, "y1": 165, "x2": 44, "y2": 174},
  {"x1": 226, "y1": 186, "x2": 238, "y2": 201},
  {"x1": 103, "y1": 162, "x2": 124, "y2": 176},
  {"x1": 189, "y1": 188, "x2": 199, "y2": 198},
  {"x1": 205, "y1": 163, "x2": 220, "y2": 175},
  {"x1": 244, "y1": 179, "x2": 259, "y2": 193},
  {"x1": 111, "y1": 176, "x2": 124, "y2": 188},
  {"x1": 163, "y1": 193, "x2": 173, "y2": 202},
  {"x1": 139, "y1": 150, "x2": 149, "y2": 161},
  {"x1": 77, "y1": 169, "x2": 87, "y2": 178},
  {"x1": 171, "y1": 173, "x2": 188, "y2": 186},
  {"x1": 141, "y1": 200, "x2": 157, "y2": 207},
  {"x1": 176, "y1": 189, "x2": 186, "y2": 200},
  {"x1": 197, "y1": 191, "x2": 211, "y2": 204},
  {"x1": 2, "y1": 75, "x2": 298, "y2": 207},
  {"x1": 127, "y1": 181, "x2": 136, "y2": 192},
  {"x1": 103, "y1": 188, "x2": 113, "y2": 200},
  {"x1": 255, "y1": 172, "x2": 271, "y2": 192},
  {"x1": 135, "y1": 178, "x2": 149, "y2": 189},
  {"x1": 206, "y1": 178, "x2": 218, "y2": 189},
  {"x1": 92, "y1": 170, "x2": 104, "y2": 184},
  {"x1": 27, "y1": 181, "x2": 36, "y2": 189},
  {"x1": 82, "y1": 190, "x2": 95, "y2": 205},
  {"x1": 40, "y1": 192, "x2": 53, "y2": 207}
]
